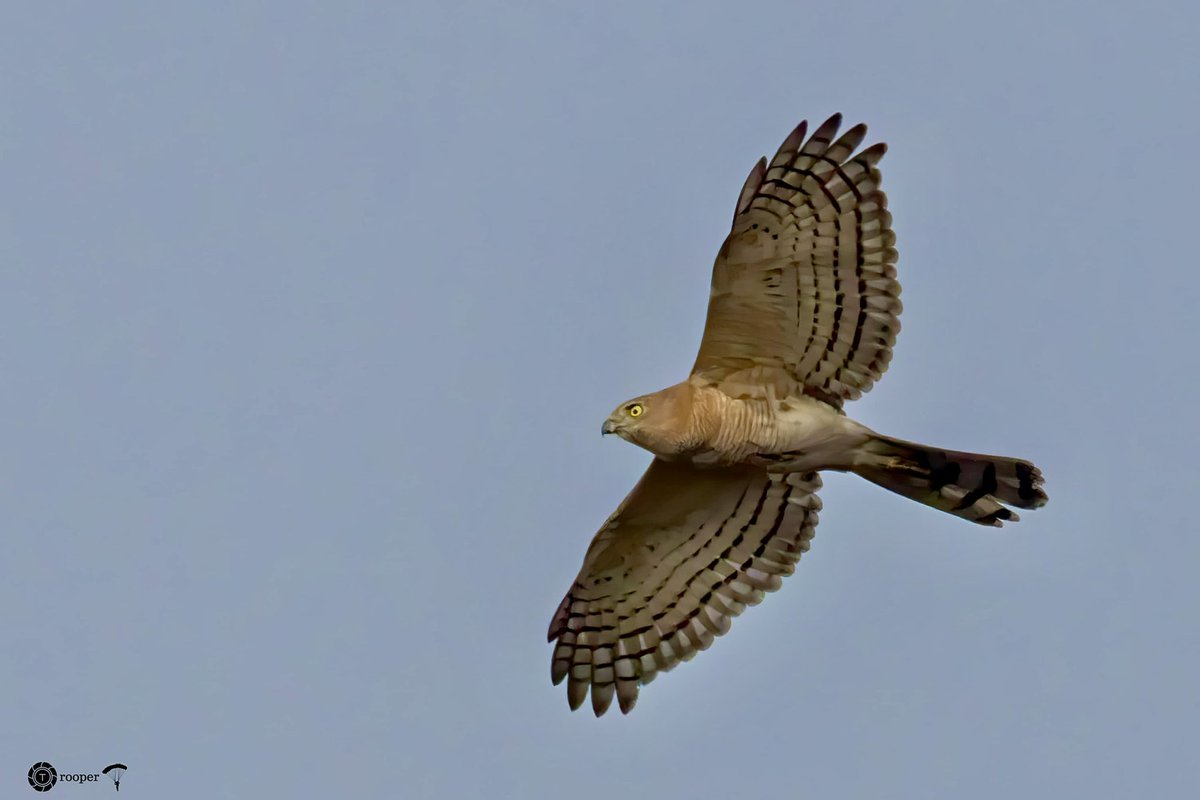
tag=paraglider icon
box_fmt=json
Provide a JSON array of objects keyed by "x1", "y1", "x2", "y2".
[{"x1": 102, "y1": 764, "x2": 127, "y2": 792}]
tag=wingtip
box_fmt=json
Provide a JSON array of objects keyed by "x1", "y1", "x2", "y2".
[
  {"x1": 733, "y1": 156, "x2": 769, "y2": 222},
  {"x1": 778, "y1": 120, "x2": 809, "y2": 154},
  {"x1": 566, "y1": 679, "x2": 588, "y2": 711},
  {"x1": 817, "y1": 112, "x2": 844, "y2": 138},
  {"x1": 812, "y1": 113, "x2": 843, "y2": 141},
  {"x1": 590, "y1": 683, "x2": 615, "y2": 716},
  {"x1": 547, "y1": 592, "x2": 571, "y2": 641}
]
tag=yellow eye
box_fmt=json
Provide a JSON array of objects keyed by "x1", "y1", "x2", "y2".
[{"x1": 627, "y1": 403, "x2": 644, "y2": 417}]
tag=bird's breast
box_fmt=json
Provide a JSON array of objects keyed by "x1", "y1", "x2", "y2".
[{"x1": 688, "y1": 392, "x2": 870, "y2": 470}]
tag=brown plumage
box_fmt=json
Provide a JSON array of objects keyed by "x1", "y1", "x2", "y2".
[{"x1": 549, "y1": 114, "x2": 1048, "y2": 716}]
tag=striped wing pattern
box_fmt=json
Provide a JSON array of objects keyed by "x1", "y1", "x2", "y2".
[
  {"x1": 692, "y1": 114, "x2": 901, "y2": 403},
  {"x1": 548, "y1": 459, "x2": 822, "y2": 715}
]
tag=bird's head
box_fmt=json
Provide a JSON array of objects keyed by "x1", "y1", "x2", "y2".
[
  {"x1": 601, "y1": 384, "x2": 699, "y2": 455},
  {"x1": 601, "y1": 396, "x2": 653, "y2": 443}
]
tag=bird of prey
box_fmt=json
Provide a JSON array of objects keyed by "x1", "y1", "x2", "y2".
[{"x1": 548, "y1": 114, "x2": 1047, "y2": 716}]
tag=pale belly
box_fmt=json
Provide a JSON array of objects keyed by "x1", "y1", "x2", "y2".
[{"x1": 689, "y1": 394, "x2": 873, "y2": 471}]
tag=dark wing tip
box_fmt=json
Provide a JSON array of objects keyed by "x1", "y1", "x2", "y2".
[
  {"x1": 777, "y1": 120, "x2": 809, "y2": 154},
  {"x1": 591, "y1": 684, "x2": 615, "y2": 716},
  {"x1": 807, "y1": 113, "x2": 844, "y2": 147},
  {"x1": 733, "y1": 156, "x2": 768, "y2": 222},
  {"x1": 856, "y1": 141, "x2": 889, "y2": 165},
  {"x1": 547, "y1": 591, "x2": 572, "y2": 641},
  {"x1": 566, "y1": 679, "x2": 588, "y2": 711}
]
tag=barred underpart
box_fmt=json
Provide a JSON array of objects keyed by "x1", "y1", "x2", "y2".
[{"x1": 548, "y1": 114, "x2": 1049, "y2": 718}]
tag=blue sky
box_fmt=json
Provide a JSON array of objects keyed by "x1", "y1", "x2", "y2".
[{"x1": 4, "y1": 2, "x2": 1198, "y2": 798}]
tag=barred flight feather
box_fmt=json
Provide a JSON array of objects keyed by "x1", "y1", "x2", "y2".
[
  {"x1": 548, "y1": 460, "x2": 821, "y2": 716},
  {"x1": 694, "y1": 113, "x2": 901, "y2": 404}
]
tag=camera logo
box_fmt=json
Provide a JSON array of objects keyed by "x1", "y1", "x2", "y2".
[{"x1": 28, "y1": 763, "x2": 57, "y2": 792}]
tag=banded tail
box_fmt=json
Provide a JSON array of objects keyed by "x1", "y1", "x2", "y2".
[{"x1": 852, "y1": 434, "x2": 1047, "y2": 526}]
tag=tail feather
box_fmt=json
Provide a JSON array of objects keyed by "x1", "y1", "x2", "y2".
[{"x1": 852, "y1": 434, "x2": 1047, "y2": 526}]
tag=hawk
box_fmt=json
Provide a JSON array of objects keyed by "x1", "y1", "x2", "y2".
[{"x1": 548, "y1": 114, "x2": 1047, "y2": 716}]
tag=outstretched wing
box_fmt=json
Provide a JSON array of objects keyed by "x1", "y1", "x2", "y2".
[
  {"x1": 692, "y1": 114, "x2": 901, "y2": 404},
  {"x1": 547, "y1": 459, "x2": 821, "y2": 715}
]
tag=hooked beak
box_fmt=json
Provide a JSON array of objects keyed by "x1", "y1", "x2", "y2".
[{"x1": 601, "y1": 419, "x2": 617, "y2": 436}]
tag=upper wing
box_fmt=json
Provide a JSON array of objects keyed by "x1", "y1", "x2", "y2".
[
  {"x1": 692, "y1": 114, "x2": 901, "y2": 404},
  {"x1": 547, "y1": 459, "x2": 821, "y2": 716}
]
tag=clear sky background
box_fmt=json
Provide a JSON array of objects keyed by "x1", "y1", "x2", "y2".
[{"x1": 4, "y1": 2, "x2": 1198, "y2": 798}]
